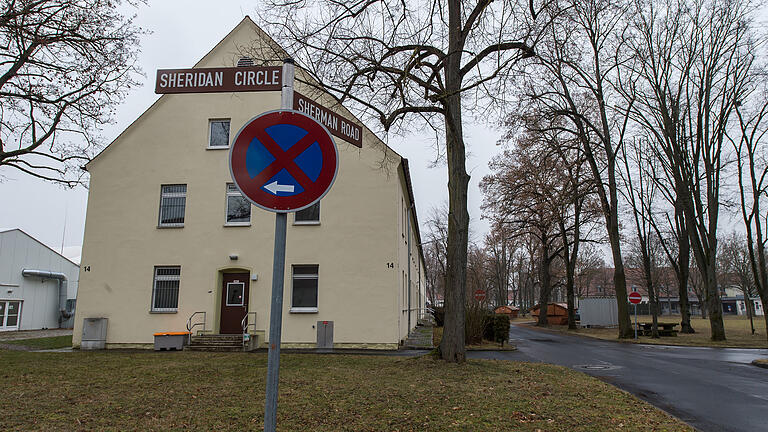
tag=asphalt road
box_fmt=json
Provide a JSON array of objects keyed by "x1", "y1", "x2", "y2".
[{"x1": 467, "y1": 324, "x2": 768, "y2": 432}]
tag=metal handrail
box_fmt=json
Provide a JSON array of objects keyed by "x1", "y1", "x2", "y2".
[
  {"x1": 241, "y1": 311, "x2": 257, "y2": 335},
  {"x1": 242, "y1": 312, "x2": 257, "y2": 348},
  {"x1": 186, "y1": 311, "x2": 206, "y2": 337}
]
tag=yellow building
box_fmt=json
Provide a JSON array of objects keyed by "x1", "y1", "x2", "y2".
[{"x1": 72, "y1": 17, "x2": 427, "y2": 350}]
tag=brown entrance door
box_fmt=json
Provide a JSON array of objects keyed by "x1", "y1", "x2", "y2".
[{"x1": 220, "y1": 273, "x2": 250, "y2": 334}]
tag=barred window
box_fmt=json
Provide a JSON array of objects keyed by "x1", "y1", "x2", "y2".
[
  {"x1": 291, "y1": 265, "x2": 318, "y2": 310},
  {"x1": 159, "y1": 184, "x2": 186, "y2": 227},
  {"x1": 295, "y1": 202, "x2": 320, "y2": 224},
  {"x1": 152, "y1": 266, "x2": 180, "y2": 312},
  {"x1": 226, "y1": 183, "x2": 251, "y2": 225}
]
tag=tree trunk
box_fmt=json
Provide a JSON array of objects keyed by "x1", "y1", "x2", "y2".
[
  {"x1": 703, "y1": 262, "x2": 726, "y2": 341},
  {"x1": 607, "y1": 217, "x2": 634, "y2": 338},
  {"x1": 438, "y1": 4, "x2": 469, "y2": 362},
  {"x1": 537, "y1": 239, "x2": 552, "y2": 327},
  {"x1": 677, "y1": 204, "x2": 694, "y2": 333},
  {"x1": 742, "y1": 290, "x2": 754, "y2": 335}
]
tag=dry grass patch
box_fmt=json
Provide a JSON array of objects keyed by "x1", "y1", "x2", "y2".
[
  {"x1": 0, "y1": 350, "x2": 691, "y2": 431},
  {"x1": 545, "y1": 315, "x2": 768, "y2": 348}
]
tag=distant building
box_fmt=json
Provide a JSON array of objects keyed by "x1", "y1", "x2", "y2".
[{"x1": 0, "y1": 229, "x2": 79, "y2": 331}]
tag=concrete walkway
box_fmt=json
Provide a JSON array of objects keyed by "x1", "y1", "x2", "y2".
[{"x1": 0, "y1": 329, "x2": 72, "y2": 341}]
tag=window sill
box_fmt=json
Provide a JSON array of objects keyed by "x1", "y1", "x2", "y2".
[
  {"x1": 206, "y1": 146, "x2": 230, "y2": 150},
  {"x1": 224, "y1": 223, "x2": 251, "y2": 227},
  {"x1": 157, "y1": 224, "x2": 184, "y2": 229},
  {"x1": 289, "y1": 307, "x2": 318, "y2": 313},
  {"x1": 149, "y1": 310, "x2": 178, "y2": 314},
  {"x1": 293, "y1": 221, "x2": 320, "y2": 226}
]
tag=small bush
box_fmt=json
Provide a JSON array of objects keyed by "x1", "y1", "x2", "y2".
[
  {"x1": 431, "y1": 306, "x2": 445, "y2": 327},
  {"x1": 465, "y1": 304, "x2": 488, "y2": 344},
  {"x1": 491, "y1": 314, "x2": 510, "y2": 345}
]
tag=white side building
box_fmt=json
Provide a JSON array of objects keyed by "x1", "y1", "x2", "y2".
[{"x1": 0, "y1": 229, "x2": 79, "y2": 331}]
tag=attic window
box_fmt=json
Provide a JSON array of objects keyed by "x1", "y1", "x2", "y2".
[{"x1": 237, "y1": 57, "x2": 254, "y2": 67}]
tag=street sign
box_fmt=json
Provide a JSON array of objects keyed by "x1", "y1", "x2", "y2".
[
  {"x1": 629, "y1": 292, "x2": 642, "y2": 304},
  {"x1": 229, "y1": 109, "x2": 339, "y2": 213},
  {"x1": 155, "y1": 66, "x2": 282, "y2": 94},
  {"x1": 293, "y1": 91, "x2": 363, "y2": 147},
  {"x1": 474, "y1": 289, "x2": 486, "y2": 301}
]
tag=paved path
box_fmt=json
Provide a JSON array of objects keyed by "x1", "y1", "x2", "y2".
[
  {"x1": 467, "y1": 324, "x2": 768, "y2": 432},
  {"x1": 0, "y1": 329, "x2": 72, "y2": 341}
]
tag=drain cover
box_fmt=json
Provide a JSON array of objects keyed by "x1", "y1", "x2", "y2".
[{"x1": 574, "y1": 364, "x2": 622, "y2": 371}]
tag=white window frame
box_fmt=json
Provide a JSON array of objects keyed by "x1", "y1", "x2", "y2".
[
  {"x1": 158, "y1": 184, "x2": 187, "y2": 228},
  {"x1": 293, "y1": 201, "x2": 320, "y2": 225},
  {"x1": 207, "y1": 118, "x2": 231, "y2": 149},
  {"x1": 290, "y1": 265, "x2": 319, "y2": 313},
  {"x1": 151, "y1": 266, "x2": 181, "y2": 313},
  {"x1": 225, "y1": 183, "x2": 251, "y2": 226},
  {"x1": 225, "y1": 282, "x2": 245, "y2": 306}
]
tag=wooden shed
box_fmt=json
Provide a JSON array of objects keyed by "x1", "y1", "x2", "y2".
[
  {"x1": 494, "y1": 305, "x2": 520, "y2": 319},
  {"x1": 531, "y1": 303, "x2": 569, "y2": 325}
]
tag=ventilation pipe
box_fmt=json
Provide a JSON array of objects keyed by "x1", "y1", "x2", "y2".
[{"x1": 21, "y1": 269, "x2": 72, "y2": 327}]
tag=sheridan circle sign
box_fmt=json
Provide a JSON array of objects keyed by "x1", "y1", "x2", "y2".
[{"x1": 155, "y1": 66, "x2": 282, "y2": 93}]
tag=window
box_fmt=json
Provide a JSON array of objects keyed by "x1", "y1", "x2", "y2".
[
  {"x1": 158, "y1": 184, "x2": 187, "y2": 227},
  {"x1": 152, "y1": 266, "x2": 181, "y2": 312},
  {"x1": 226, "y1": 282, "x2": 245, "y2": 306},
  {"x1": 208, "y1": 119, "x2": 230, "y2": 148},
  {"x1": 291, "y1": 265, "x2": 318, "y2": 312},
  {"x1": 294, "y1": 202, "x2": 320, "y2": 224},
  {"x1": 226, "y1": 183, "x2": 251, "y2": 225}
]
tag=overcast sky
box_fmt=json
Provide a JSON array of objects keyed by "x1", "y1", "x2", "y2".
[{"x1": 0, "y1": 1, "x2": 503, "y2": 263}]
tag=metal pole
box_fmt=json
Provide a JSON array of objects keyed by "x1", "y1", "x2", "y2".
[
  {"x1": 634, "y1": 303, "x2": 638, "y2": 340},
  {"x1": 264, "y1": 57, "x2": 294, "y2": 432}
]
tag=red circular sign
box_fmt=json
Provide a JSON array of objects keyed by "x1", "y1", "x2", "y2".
[
  {"x1": 629, "y1": 292, "x2": 642, "y2": 304},
  {"x1": 474, "y1": 290, "x2": 486, "y2": 301},
  {"x1": 229, "y1": 110, "x2": 338, "y2": 212}
]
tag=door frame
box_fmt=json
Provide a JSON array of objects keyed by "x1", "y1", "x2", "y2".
[
  {"x1": 215, "y1": 268, "x2": 251, "y2": 334},
  {"x1": 0, "y1": 299, "x2": 23, "y2": 331}
]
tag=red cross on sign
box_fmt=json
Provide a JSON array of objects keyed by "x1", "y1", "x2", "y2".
[{"x1": 229, "y1": 110, "x2": 339, "y2": 212}]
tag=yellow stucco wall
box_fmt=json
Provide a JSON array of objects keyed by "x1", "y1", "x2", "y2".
[{"x1": 72, "y1": 17, "x2": 425, "y2": 349}]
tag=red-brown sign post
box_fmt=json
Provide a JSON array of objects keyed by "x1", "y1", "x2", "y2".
[{"x1": 629, "y1": 292, "x2": 642, "y2": 339}]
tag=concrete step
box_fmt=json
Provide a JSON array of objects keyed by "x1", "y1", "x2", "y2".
[
  {"x1": 403, "y1": 325, "x2": 434, "y2": 349},
  {"x1": 185, "y1": 345, "x2": 243, "y2": 352}
]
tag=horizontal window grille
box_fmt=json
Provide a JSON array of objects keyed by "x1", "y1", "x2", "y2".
[
  {"x1": 152, "y1": 266, "x2": 180, "y2": 311},
  {"x1": 295, "y1": 202, "x2": 320, "y2": 222},
  {"x1": 209, "y1": 120, "x2": 230, "y2": 147},
  {"x1": 159, "y1": 184, "x2": 187, "y2": 226},
  {"x1": 292, "y1": 265, "x2": 318, "y2": 308},
  {"x1": 237, "y1": 57, "x2": 254, "y2": 67},
  {"x1": 226, "y1": 183, "x2": 251, "y2": 224}
]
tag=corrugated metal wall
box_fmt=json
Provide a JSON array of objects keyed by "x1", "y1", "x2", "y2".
[
  {"x1": 0, "y1": 229, "x2": 80, "y2": 330},
  {"x1": 579, "y1": 297, "x2": 619, "y2": 327}
]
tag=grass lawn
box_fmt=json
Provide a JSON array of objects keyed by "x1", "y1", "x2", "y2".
[
  {"x1": 3, "y1": 335, "x2": 73, "y2": 350},
  {"x1": 545, "y1": 315, "x2": 768, "y2": 348},
  {"x1": 0, "y1": 350, "x2": 691, "y2": 431}
]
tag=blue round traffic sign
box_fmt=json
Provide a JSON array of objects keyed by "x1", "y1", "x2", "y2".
[{"x1": 229, "y1": 110, "x2": 339, "y2": 212}]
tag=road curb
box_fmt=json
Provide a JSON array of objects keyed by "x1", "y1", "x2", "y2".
[{"x1": 752, "y1": 359, "x2": 768, "y2": 369}]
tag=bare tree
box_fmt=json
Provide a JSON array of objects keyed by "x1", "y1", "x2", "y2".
[
  {"x1": 423, "y1": 205, "x2": 449, "y2": 308},
  {"x1": 0, "y1": 0, "x2": 144, "y2": 186},
  {"x1": 523, "y1": 0, "x2": 636, "y2": 337},
  {"x1": 731, "y1": 84, "x2": 768, "y2": 340},
  {"x1": 719, "y1": 232, "x2": 758, "y2": 334},
  {"x1": 261, "y1": 0, "x2": 541, "y2": 363}
]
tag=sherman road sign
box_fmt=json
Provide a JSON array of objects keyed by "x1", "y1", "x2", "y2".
[{"x1": 229, "y1": 109, "x2": 339, "y2": 213}]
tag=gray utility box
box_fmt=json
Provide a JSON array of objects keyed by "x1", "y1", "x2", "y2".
[
  {"x1": 316, "y1": 320, "x2": 334, "y2": 349},
  {"x1": 81, "y1": 317, "x2": 107, "y2": 350},
  {"x1": 153, "y1": 333, "x2": 188, "y2": 351}
]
